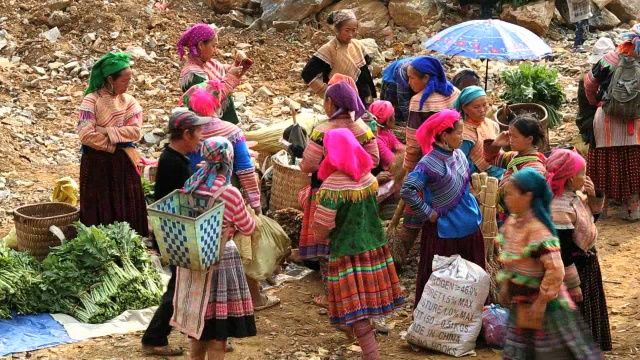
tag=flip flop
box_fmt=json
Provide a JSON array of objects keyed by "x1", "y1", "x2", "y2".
[
  {"x1": 314, "y1": 295, "x2": 329, "y2": 309},
  {"x1": 254, "y1": 294, "x2": 280, "y2": 311},
  {"x1": 142, "y1": 345, "x2": 184, "y2": 356}
]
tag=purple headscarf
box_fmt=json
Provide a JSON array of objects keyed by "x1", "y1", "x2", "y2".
[
  {"x1": 176, "y1": 24, "x2": 217, "y2": 60},
  {"x1": 325, "y1": 81, "x2": 366, "y2": 120}
]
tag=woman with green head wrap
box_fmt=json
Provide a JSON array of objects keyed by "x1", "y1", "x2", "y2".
[
  {"x1": 77, "y1": 52, "x2": 149, "y2": 237},
  {"x1": 453, "y1": 85, "x2": 504, "y2": 180},
  {"x1": 497, "y1": 168, "x2": 601, "y2": 359}
]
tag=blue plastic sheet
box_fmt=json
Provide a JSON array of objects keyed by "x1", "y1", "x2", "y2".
[{"x1": 0, "y1": 313, "x2": 76, "y2": 356}]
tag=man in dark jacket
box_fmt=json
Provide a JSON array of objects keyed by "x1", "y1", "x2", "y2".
[{"x1": 141, "y1": 111, "x2": 208, "y2": 356}]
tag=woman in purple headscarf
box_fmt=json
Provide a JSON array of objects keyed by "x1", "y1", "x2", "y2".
[
  {"x1": 298, "y1": 78, "x2": 379, "y2": 309},
  {"x1": 177, "y1": 24, "x2": 251, "y2": 125}
]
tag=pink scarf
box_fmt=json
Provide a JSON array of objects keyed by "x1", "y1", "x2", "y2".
[
  {"x1": 318, "y1": 128, "x2": 373, "y2": 181},
  {"x1": 415, "y1": 109, "x2": 461, "y2": 154},
  {"x1": 368, "y1": 100, "x2": 394, "y2": 124},
  {"x1": 545, "y1": 149, "x2": 586, "y2": 196}
]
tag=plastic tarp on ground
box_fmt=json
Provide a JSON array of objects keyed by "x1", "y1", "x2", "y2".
[{"x1": 0, "y1": 313, "x2": 76, "y2": 356}]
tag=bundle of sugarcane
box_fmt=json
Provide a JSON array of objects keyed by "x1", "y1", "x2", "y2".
[{"x1": 472, "y1": 172, "x2": 501, "y2": 304}]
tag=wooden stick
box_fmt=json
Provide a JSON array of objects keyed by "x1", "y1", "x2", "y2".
[{"x1": 389, "y1": 199, "x2": 405, "y2": 230}]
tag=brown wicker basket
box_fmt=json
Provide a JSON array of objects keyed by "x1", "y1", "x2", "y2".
[
  {"x1": 269, "y1": 152, "x2": 310, "y2": 212},
  {"x1": 494, "y1": 103, "x2": 550, "y2": 152},
  {"x1": 13, "y1": 202, "x2": 80, "y2": 260}
]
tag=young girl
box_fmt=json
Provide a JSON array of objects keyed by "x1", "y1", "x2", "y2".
[
  {"x1": 498, "y1": 167, "x2": 601, "y2": 359},
  {"x1": 313, "y1": 128, "x2": 404, "y2": 359},
  {"x1": 368, "y1": 100, "x2": 405, "y2": 177},
  {"x1": 171, "y1": 137, "x2": 256, "y2": 360},
  {"x1": 400, "y1": 109, "x2": 485, "y2": 306},
  {"x1": 546, "y1": 149, "x2": 612, "y2": 351},
  {"x1": 484, "y1": 115, "x2": 547, "y2": 220}
]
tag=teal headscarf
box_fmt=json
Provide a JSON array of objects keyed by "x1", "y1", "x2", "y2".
[
  {"x1": 85, "y1": 52, "x2": 131, "y2": 95},
  {"x1": 510, "y1": 167, "x2": 557, "y2": 236},
  {"x1": 452, "y1": 85, "x2": 486, "y2": 113}
]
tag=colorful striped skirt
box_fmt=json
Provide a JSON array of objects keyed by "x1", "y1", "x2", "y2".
[
  {"x1": 575, "y1": 250, "x2": 612, "y2": 351},
  {"x1": 587, "y1": 145, "x2": 640, "y2": 202},
  {"x1": 328, "y1": 245, "x2": 405, "y2": 327},
  {"x1": 79, "y1": 148, "x2": 148, "y2": 237},
  {"x1": 504, "y1": 298, "x2": 602, "y2": 359},
  {"x1": 201, "y1": 242, "x2": 256, "y2": 341},
  {"x1": 297, "y1": 186, "x2": 328, "y2": 260},
  {"x1": 415, "y1": 222, "x2": 485, "y2": 307}
]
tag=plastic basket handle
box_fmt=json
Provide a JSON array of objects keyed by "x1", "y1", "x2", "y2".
[{"x1": 49, "y1": 225, "x2": 66, "y2": 242}]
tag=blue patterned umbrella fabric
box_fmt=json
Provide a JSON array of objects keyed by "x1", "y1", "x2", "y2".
[{"x1": 424, "y1": 19, "x2": 553, "y2": 60}]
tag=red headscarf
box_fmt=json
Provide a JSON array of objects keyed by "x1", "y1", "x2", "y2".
[
  {"x1": 318, "y1": 128, "x2": 373, "y2": 181},
  {"x1": 328, "y1": 73, "x2": 357, "y2": 92},
  {"x1": 415, "y1": 109, "x2": 461, "y2": 154},
  {"x1": 368, "y1": 100, "x2": 394, "y2": 124},
  {"x1": 545, "y1": 149, "x2": 586, "y2": 196}
]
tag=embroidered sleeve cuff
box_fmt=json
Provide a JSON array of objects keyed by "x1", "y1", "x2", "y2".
[{"x1": 564, "y1": 264, "x2": 581, "y2": 289}]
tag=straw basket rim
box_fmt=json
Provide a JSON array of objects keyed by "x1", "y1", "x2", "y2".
[
  {"x1": 13, "y1": 202, "x2": 80, "y2": 222},
  {"x1": 269, "y1": 152, "x2": 310, "y2": 212}
]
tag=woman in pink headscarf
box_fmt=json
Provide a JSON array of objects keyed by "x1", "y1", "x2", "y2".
[
  {"x1": 400, "y1": 109, "x2": 484, "y2": 307},
  {"x1": 177, "y1": 24, "x2": 251, "y2": 125},
  {"x1": 547, "y1": 149, "x2": 611, "y2": 351},
  {"x1": 369, "y1": 100, "x2": 405, "y2": 172}
]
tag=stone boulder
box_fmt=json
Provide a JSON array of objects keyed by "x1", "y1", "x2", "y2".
[
  {"x1": 589, "y1": 5, "x2": 620, "y2": 30},
  {"x1": 319, "y1": 0, "x2": 391, "y2": 35},
  {"x1": 500, "y1": 0, "x2": 555, "y2": 36},
  {"x1": 208, "y1": 0, "x2": 250, "y2": 13},
  {"x1": 388, "y1": 0, "x2": 442, "y2": 32},
  {"x1": 260, "y1": 0, "x2": 333, "y2": 22},
  {"x1": 359, "y1": 38, "x2": 385, "y2": 77},
  {"x1": 606, "y1": 0, "x2": 640, "y2": 23}
]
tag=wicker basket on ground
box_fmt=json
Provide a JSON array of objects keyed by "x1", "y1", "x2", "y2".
[
  {"x1": 13, "y1": 202, "x2": 79, "y2": 260},
  {"x1": 269, "y1": 150, "x2": 310, "y2": 212},
  {"x1": 494, "y1": 103, "x2": 549, "y2": 152}
]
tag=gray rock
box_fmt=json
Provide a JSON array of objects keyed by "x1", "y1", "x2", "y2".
[
  {"x1": 110, "y1": 32, "x2": 120, "y2": 39},
  {"x1": 42, "y1": 27, "x2": 61, "y2": 42},
  {"x1": 48, "y1": 62, "x2": 64, "y2": 70},
  {"x1": 82, "y1": 33, "x2": 96, "y2": 44},
  {"x1": 47, "y1": 0, "x2": 71, "y2": 11},
  {"x1": 48, "y1": 11, "x2": 71, "y2": 27},
  {"x1": 143, "y1": 132, "x2": 163, "y2": 145},
  {"x1": 272, "y1": 21, "x2": 299, "y2": 31}
]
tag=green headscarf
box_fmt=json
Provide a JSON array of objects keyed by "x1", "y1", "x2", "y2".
[
  {"x1": 452, "y1": 85, "x2": 486, "y2": 113},
  {"x1": 85, "y1": 52, "x2": 131, "y2": 95},
  {"x1": 510, "y1": 167, "x2": 557, "y2": 236}
]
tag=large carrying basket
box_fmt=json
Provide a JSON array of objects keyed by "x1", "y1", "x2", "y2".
[
  {"x1": 269, "y1": 150, "x2": 310, "y2": 212},
  {"x1": 13, "y1": 202, "x2": 79, "y2": 260},
  {"x1": 148, "y1": 189, "x2": 226, "y2": 271}
]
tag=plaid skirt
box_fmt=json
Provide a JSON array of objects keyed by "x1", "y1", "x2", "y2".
[
  {"x1": 328, "y1": 245, "x2": 405, "y2": 326},
  {"x1": 298, "y1": 186, "x2": 328, "y2": 260},
  {"x1": 201, "y1": 242, "x2": 256, "y2": 341},
  {"x1": 504, "y1": 299, "x2": 602, "y2": 359},
  {"x1": 587, "y1": 145, "x2": 640, "y2": 201},
  {"x1": 575, "y1": 250, "x2": 612, "y2": 351},
  {"x1": 79, "y1": 148, "x2": 149, "y2": 237}
]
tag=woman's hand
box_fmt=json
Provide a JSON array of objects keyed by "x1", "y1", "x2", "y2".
[
  {"x1": 429, "y1": 211, "x2": 439, "y2": 223},
  {"x1": 527, "y1": 299, "x2": 547, "y2": 324},
  {"x1": 583, "y1": 176, "x2": 596, "y2": 197},
  {"x1": 228, "y1": 66, "x2": 247, "y2": 78},
  {"x1": 568, "y1": 287, "x2": 583, "y2": 303},
  {"x1": 233, "y1": 49, "x2": 247, "y2": 66},
  {"x1": 95, "y1": 126, "x2": 108, "y2": 135},
  {"x1": 492, "y1": 131, "x2": 510, "y2": 148}
]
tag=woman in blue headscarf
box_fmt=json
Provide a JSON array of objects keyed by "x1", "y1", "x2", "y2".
[
  {"x1": 453, "y1": 85, "x2": 504, "y2": 179},
  {"x1": 380, "y1": 56, "x2": 416, "y2": 124},
  {"x1": 497, "y1": 168, "x2": 601, "y2": 360}
]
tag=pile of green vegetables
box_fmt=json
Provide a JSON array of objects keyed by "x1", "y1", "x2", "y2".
[
  {"x1": 500, "y1": 63, "x2": 566, "y2": 128},
  {"x1": 0, "y1": 222, "x2": 163, "y2": 323},
  {"x1": 142, "y1": 177, "x2": 155, "y2": 204}
]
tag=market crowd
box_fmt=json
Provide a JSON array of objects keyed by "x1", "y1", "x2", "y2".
[{"x1": 76, "y1": 7, "x2": 640, "y2": 359}]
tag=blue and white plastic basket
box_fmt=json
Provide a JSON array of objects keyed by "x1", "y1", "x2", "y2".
[{"x1": 148, "y1": 190, "x2": 225, "y2": 270}]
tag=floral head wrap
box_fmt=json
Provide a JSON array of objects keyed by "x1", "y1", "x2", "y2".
[
  {"x1": 176, "y1": 24, "x2": 217, "y2": 60},
  {"x1": 180, "y1": 80, "x2": 224, "y2": 117},
  {"x1": 620, "y1": 24, "x2": 640, "y2": 56},
  {"x1": 511, "y1": 167, "x2": 557, "y2": 236},
  {"x1": 545, "y1": 149, "x2": 586, "y2": 197},
  {"x1": 182, "y1": 137, "x2": 234, "y2": 192},
  {"x1": 331, "y1": 9, "x2": 357, "y2": 26},
  {"x1": 85, "y1": 52, "x2": 130, "y2": 95},
  {"x1": 318, "y1": 128, "x2": 373, "y2": 181},
  {"x1": 415, "y1": 109, "x2": 461, "y2": 154}
]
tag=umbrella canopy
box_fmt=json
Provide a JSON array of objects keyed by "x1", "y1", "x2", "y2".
[{"x1": 424, "y1": 19, "x2": 552, "y2": 60}]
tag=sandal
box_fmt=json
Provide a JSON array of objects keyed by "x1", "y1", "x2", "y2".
[
  {"x1": 142, "y1": 345, "x2": 184, "y2": 356},
  {"x1": 254, "y1": 294, "x2": 280, "y2": 311},
  {"x1": 314, "y1": 295, "x2": 329, "y2": 309}
]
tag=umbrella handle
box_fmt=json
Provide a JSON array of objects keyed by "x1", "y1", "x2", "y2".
[{"x1": 485, "y1": 59, "x2": 489, "y2": 91}]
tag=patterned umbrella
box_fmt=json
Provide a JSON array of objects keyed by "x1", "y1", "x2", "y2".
[{"x1": 423, "y1": 19, "x2": 553, "y2": 88}]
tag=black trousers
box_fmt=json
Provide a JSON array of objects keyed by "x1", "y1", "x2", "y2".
[{"x1": 141, "y1": 266, "x2": 176, "y2": 347}]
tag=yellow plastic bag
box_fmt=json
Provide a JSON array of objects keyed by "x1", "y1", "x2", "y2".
[
  {"x1": 51, "y1": 177, "x2": 79, "y2": 206},
  {"x1": 1, "y1": 226, "x2": 17, "y2": 249},
  {"x1": 243, "y1": 214, "x2": 291, "y2": 281}
]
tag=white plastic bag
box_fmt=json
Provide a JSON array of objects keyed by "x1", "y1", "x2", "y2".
[{"x1": 406, "y1": 255, "x2": 490, "y2": 357}]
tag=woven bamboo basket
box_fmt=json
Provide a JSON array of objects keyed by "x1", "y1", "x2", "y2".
[
  {"x1": 13, "y1": 202, "x2": 79, "y2": 260},
  {"x1": 495, "y1": 103, "x2": 549, "y2": 152},
  {"x1": 269, "y1": 151, "x2": 310, "y2": 212}
]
